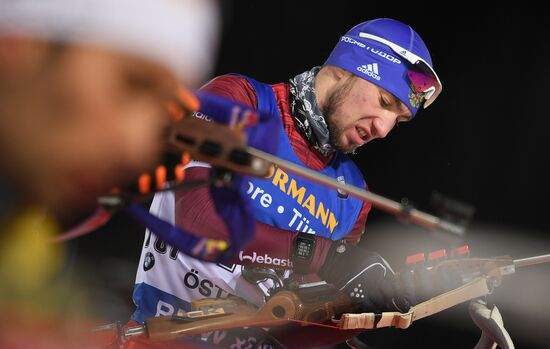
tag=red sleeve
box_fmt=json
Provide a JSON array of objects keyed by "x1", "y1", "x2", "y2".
[{"x1": 200, "y1": 74, "x2": 257, "y2": 108}]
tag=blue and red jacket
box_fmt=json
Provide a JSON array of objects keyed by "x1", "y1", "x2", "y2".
[{"x1": 174, "y1": 74, "x2": 371, "y2": 272}]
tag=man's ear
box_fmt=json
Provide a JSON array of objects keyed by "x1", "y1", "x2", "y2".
[
  {"x1": 321, "y1": 65, "x2": 350, "y2": 82},
  {"x1": 332, "y1": 66, "x2": 349, "y2": 80}
]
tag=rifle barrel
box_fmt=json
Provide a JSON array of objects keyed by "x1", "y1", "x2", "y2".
[
  {"x1": 247, "y1": 147, "x2": 465, "y2": 236},
  {"x1": 514, "y1": 254, "x2": 550, "y2": 268}
]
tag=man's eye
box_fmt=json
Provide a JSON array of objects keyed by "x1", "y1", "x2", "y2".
[{"x1": 379, "y1": 96, "x2": 390, "y2": 107}]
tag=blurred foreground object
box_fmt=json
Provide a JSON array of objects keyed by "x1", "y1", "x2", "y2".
[
  {"x1": 0, "y1": 0, "x2": 220, "y2": 222},
  {"x1": 0, "y1": 0, "x2": 220, "y2": 347}
]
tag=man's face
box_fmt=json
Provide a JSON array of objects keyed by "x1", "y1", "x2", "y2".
[
  {"x1": 0, "y1": 41, "x2": 177, "y2": 219},
  {"x1": 323, "y1": 75, "x2": 412, "y2": 153}
]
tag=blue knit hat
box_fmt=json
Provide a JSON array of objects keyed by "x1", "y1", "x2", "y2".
[{"x1": 324, "y1": 18, "x2": 441, "y2": 116}]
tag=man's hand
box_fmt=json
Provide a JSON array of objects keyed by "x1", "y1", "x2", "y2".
[
  {"x1": 398, "y1": 258, "x2": 464, "y2": 306},
  {"x1": 318, "y1": 243, "x2": 464, "y2": 313},
  {"x1": 318, "y1": 243, "x2": 405, "y2": 313}
]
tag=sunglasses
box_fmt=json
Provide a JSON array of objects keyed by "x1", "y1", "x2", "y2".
[{"x1": 359, "y1": 32, "x2": 442, "y2": 108}]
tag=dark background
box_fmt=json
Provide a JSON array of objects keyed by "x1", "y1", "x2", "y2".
[{"x1": 74, "y1": 2, "x2": 550, "y2": 348}]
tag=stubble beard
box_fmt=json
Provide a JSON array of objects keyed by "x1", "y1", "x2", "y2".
[{"x1": 321, "y1": 76, "x2": 357, "y2": 154}]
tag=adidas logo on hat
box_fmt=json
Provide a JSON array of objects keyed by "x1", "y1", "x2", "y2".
[{"x1": 356, "y1": 63, "x2": 380, "y2": 80}]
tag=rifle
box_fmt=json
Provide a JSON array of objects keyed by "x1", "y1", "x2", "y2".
[{"x1": 114, "y1": 253, "x2": 549, "y2": 344}]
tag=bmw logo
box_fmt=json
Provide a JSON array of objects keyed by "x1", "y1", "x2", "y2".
[{"x1": 143, "y1": 252, "x2": 155, "y2": 271}]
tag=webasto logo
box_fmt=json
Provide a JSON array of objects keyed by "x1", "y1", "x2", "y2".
[{"x1": 239, "y1": 251, "x2": 293, "y2": 267}]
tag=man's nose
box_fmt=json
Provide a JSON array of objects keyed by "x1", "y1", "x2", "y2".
[{"x1": 371, "y1": 112, "x2": 397, "y2": 139}]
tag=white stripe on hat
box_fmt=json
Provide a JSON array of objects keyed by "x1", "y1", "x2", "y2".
[{"x1": 0, "y1": 0, "x2": 220, "y2": 86}]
